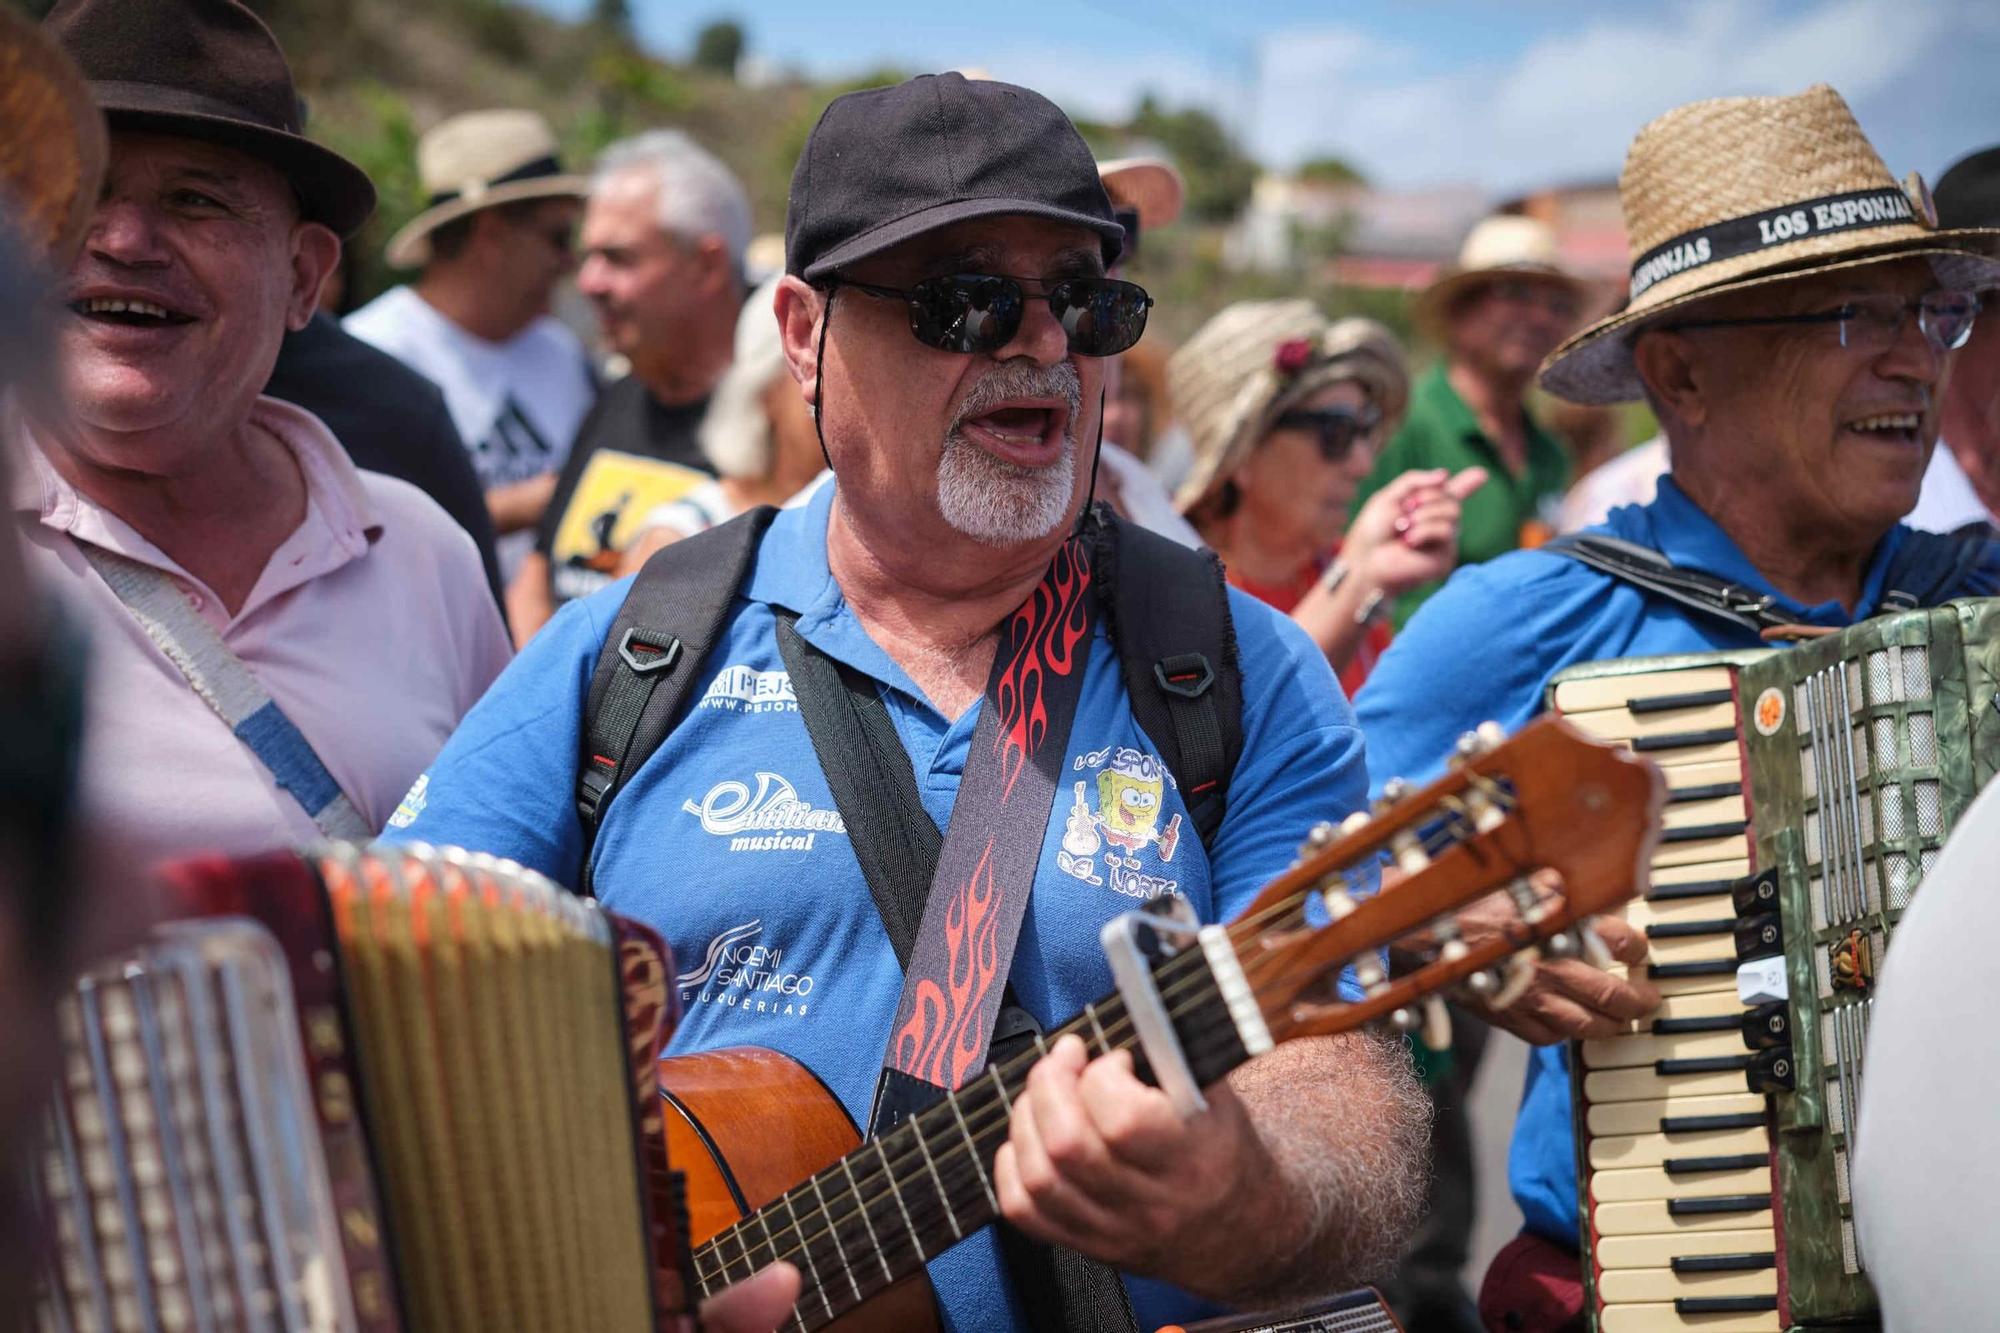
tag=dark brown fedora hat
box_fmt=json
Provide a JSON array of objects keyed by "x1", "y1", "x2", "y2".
[{"x1": 44, "y1": 0, "x2": 375, "y2": 238}]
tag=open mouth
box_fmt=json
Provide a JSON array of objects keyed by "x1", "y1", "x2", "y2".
[
  {"x1": 69, "y1": 296, "x2": 197, "y2": 329},
  {"x1": 970, "y1": 405, "x2": 1058, "y2": 445},
  {"x1": 1843, "y1": 412, "x2": 1922, "y2": 446}
]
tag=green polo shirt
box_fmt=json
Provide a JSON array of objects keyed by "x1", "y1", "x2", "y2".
[{"x1": 1355, "y1": 363, "x2": 1571, "y2": 627}]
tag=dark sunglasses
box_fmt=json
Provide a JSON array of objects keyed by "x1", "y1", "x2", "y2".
[
  {"x1": 1272, "y1": 404, "x2": 1383, "y2": 461},
  {"x1": 835, "y1": 272, "x2": 1153, "y2": 357}
]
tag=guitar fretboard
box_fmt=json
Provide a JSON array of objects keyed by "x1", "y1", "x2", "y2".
[{"x1": 686, "y1": 940, "x2": 1249, "y2": 1330}]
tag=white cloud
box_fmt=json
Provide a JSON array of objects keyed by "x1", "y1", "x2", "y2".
[{"x1": 1247, "y1": 0, "x2": 1994, "y2": 192}]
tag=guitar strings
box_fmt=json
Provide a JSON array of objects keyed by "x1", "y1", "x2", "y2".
[
  {"x1": 702, "y1": 805, "x2": 1505, "y2": 1318},
  {"x1": 699, "y1": 806, "x2": 1491, "y2": 1318}
]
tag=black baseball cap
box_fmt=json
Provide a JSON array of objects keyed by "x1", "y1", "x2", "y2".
[
  {"x1": 785, "y1": 72, "x2": 1125, "y2": 283},
  {"x1": 1936, "y1": 145, "x2": 2000, "y2": 230}
]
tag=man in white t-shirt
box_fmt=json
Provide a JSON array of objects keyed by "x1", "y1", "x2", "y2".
[{"x1": 345, "y1": 109, "x2": 596, "y2": 577}]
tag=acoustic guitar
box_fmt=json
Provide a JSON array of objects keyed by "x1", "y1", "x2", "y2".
[{"x1": 653, "y1": 716, "x2": 1665, "y2": 1331}]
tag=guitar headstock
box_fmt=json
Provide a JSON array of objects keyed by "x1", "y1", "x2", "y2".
[{"x1": 1230, "y1": 715, "x2": 1665, "y2": 1044}]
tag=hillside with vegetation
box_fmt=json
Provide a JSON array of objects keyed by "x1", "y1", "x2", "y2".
[{"x1": 11, "y1": 0, "x2": 1405, "y2": 343}]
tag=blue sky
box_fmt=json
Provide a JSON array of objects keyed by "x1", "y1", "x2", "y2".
[{"x1": 525, "y1": 0, "x2": 1998, "y2": 196}]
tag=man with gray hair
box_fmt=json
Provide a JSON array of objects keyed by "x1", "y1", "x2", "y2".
[{"x1": 511, "y1": 129, "x2": 752, "y2": 640}]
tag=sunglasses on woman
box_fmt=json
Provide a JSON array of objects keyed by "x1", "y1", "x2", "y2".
[
  {"x1": 1272, "y1": 404, "x2": 1383, "y2": 461},
  {"x1": 834, "y1": 272, "x2": 1154, "y2": 357}
]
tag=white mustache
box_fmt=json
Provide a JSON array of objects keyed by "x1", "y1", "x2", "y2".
[{"x1": 949, "y1": 359, "x2": 1083, "y2": 437}]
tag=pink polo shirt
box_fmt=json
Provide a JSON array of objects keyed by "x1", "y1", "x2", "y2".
[{"x1": 12, "y1": 396, "x2": 513, "y2": 868}]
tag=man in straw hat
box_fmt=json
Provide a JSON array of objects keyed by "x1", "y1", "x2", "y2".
[
  {"x1": 12, "y1": 0, "x2": 510, "y2": 868},
  {"x1": 1355, "y1": 84, "x2": 2000, "y2": 1321},
  {"x1": 1355, "y1": 213, "x2": 1590, "y2": 626},
  {"x1": 345, "y1": 108, "x2": 594, "y2": 582},
  {"x1": 1906, "y1": 143, "x2": 2000, "y2": 533},
  {"x1": 389, "y1": 70, "x2": 1428, "y2": 1331}
]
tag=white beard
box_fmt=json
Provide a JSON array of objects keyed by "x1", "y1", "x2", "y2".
[{"x1": 934, "y1": 429, "x2": 1078, "y2": 545}]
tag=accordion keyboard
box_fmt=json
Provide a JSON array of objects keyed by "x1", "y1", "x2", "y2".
[{"x1": 1554, "y1": 662, "x2": 1787, "y2": 1333}]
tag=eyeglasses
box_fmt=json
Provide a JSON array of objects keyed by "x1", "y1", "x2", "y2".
[
  {"x1": 1271, "y1": 404, "x2": 1383, "y2": 462},
  {"x1": 1657, "y1": 289, "x2": 1982, "y2": 355},
  {"x1": 1488, "y1": 278, "x2": 1582, "y2": 322},
  {"x1": 834, "y1": 272, "x2": 1154, "y2": 357}
]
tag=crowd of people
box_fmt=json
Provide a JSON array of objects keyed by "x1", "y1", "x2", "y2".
[{"x1": 4, "y1": 1, "x2": 1998, "y2": 1331}]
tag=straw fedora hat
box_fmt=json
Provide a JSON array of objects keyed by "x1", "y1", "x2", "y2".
[
  {"x1": 384, "y1": 109, "x2": 589, "y2": 269},
  {"x1": 1, "y1": 5, "x2": 105, "y2": 268},
  {"x1": 1168, "y1": 300, "x2": 1409, "y2": 514},
  {"x1": 1541, "y1": 84, "x2": 2000, "y2": 405},
  {"x1": 1099, "y1": 155, "x2": 1186, "y2": 232},
  {"x1": 1413, "y1": 214, "x2": 1586, "y2": 337},
  {"x1": 44, "y1": 0, "x2": 375, "y2": 238}
]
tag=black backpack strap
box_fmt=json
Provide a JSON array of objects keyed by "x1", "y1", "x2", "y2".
[
  {"x1": 1541, "y1": 532, "x2": 1797, "y2": 634},
  {"x1": 1092, "y1": 509, "x2": 1243, "y2": 847},
  {"x1": 1878, "y1": 523, "x2": 1999, "y2": 610},
  {"x1": 575, "y1": 505, "x2": 779, "y2": 894}
]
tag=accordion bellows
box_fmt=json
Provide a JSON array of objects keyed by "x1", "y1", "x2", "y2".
[{"x1": 35, "y1": 844, "x2": 686, "y2": 1333}]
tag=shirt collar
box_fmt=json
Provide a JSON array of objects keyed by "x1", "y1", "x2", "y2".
[
  {"x1": 12, "y1": 395, "x2": 388, "y2": 612},
  {"x1": 744, "y1": 477, "x2": 932, "y2": 700},
  {"x1": 1606, "y1": 474, "x2": 1906, "y2": 624},
  {"x1": 1418, "y1": 362, "x2": 1563, "y2": 457}
]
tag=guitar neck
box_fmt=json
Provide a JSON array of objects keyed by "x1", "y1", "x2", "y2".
[{"x1": 688, "y1": 940, "x2": 1251, "y2": 1329}]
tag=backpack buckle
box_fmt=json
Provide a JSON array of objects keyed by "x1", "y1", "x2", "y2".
[
  {"x1": 618, "y1": 627, "x2": 682, "y2": 675},
  {"x1": 1154, "y1": 652, "x2": 1214, "y2": 699}
]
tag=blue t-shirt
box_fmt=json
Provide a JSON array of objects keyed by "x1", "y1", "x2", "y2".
[
  {"x1": 386, "y1": 480, "x2": 1371, "y2": 1331},
  {"x1": 1353, "y1": 474, "x2": 1998, "y2": 1248}
]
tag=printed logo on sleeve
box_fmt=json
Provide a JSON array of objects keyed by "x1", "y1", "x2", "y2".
[{"x1": 682, "y1": 771, "x2": 847, "y2": 852}]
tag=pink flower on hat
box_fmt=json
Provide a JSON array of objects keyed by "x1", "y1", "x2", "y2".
[{"x1": 1273, "y1": 336, "x2": 1317, "y2": 376}]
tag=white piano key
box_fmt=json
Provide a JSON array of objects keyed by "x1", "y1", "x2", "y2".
[
  {"x1": 1553, "y1": 667, "x2": 1740, "y2": 714},
  {"x1": 1595, "y1": 1226, "x2": 1775, "y2": 1270},
  {"x1": 1591, "y1": 1163, "x2": 1771, "y2": 1204},
  {"x1": 1586, "y1": 1092, "x2": 1767, "y2": 1139},
  {"x1": 1593, "y1": 1196, "x2": 1773, "y2": 1237},
  {"x1": 1600, "y1": 1302, "x2": 1779, "y2": 1332},
  {"x1": 1598, "y1": 1266, "x2": 1778, "y2": 1303},
  {"x1": 1588, "y1": 1126, "x2": 1769, "y2": 1171},
  {"x1": 1583, "y1": 1030, "x2": 1749, "y2": 1071},
  {"x1": 1585, "y1": 1063, "x2": 1751, "y2": 1104}
]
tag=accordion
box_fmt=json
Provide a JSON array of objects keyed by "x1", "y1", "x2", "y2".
[
  {"x1": 1552, "y1": 599, "x2": 2000, "y2": 1332},
  {"x1": 32, "y1": 843, "x2": 697, "y2": 1333}
]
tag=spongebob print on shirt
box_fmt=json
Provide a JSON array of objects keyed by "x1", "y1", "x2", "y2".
[{"x1": 1056, "y1": 745, "x2": 1184, "y2": 900}]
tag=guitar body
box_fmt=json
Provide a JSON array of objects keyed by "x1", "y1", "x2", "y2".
[{"x1": 659, "y1": 1046, "x2": 943, "y2": 1332}]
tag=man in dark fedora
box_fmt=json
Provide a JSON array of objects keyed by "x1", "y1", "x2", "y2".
[
  {"x1": 1907, "y1": 143, "x2": 2000, "y2": 531},
  {"x1": 18, "y1": 0, "x2": 510, "y2": 866},
  {"x1": 1356, "y1": 84, "x2": 2000, "y2": 1326},
  {"x1": 389, "y1": 71, "x2": 1429, "y2": 1331}
]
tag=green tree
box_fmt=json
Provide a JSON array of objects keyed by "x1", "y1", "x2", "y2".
[
  {"x1": 1296, "y1": 155, "x2": 1366, "y2": 187},
  {"x1": 1127, "y1": 98, "x2": 1259, "y2": 223},
  {"x1": 692, "y1": 18, "x2": 745, "y2": 78}
]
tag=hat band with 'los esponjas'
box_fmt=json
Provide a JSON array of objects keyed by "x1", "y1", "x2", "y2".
[
  {"x1": 426, "y1": 154, "x2": 564, "y2": 209},
  {"x1": 1628, "y1": 184, "x2": 1932, "y2": 299}
]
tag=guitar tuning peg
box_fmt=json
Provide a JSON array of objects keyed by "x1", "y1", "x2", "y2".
[
  {"x1": 1490, "y1": 953, "x2": 1536, "y2": 1009},
  {"x1": 1421, "y1": 997, "x2": 1453, "y2": 1051},
  {"x1": 1464, "y1": 968, "x2": 1497, "y2": 999},
  {"x1": 1295, "y1": 821, "x2": 1338, "y2": 861},
  {"x1": 1476, "y1": 720, "x2": 1506, "y2": 750},
  {"x1": 1374, "y1": 779, "x2": 1411, "y2": 813},
  {"x1": 1389, "y1": 1007, "x2": 1422, "y2": 1033},
  {"x1": 1505, "y1": 878, "x2": 1549, "y2": 925},
  {"x1": 1354, "y1": 952, "x2": 1388, "y2": 993},
  {"x1": 1543, "y1": 931, "x2": 1577, "y2": 960},
  {"x1": 1321, "y1": 887, "x2": 1358, "y2": 920},
  {"x1": 1451, "y1": 731, "x2": 1483, "y2": 764},
  {"x1": 1389, "y1": 828, "x2": 1430, "y2": 876},
  {"x1": 1339, "y1": 810, "x2": 1371, "y2": 836}
]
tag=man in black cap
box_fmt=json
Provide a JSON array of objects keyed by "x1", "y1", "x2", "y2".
[
  {"x1": 390, "y1": 71, "x2": 1427, "y2": 1331},
  {"x1": 19, "y1": 0, "x2": 510, "y2": 864}
]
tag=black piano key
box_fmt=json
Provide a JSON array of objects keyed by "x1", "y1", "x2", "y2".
[
  {"x1": 1652, "y1": 1014, "x2": 1741, "y2": 1035},
  {"x1": 1660, "y1": 1112, "x2": 1767, "y2": 1133},
  {"x1": 1669, "y1": 1194, "x2": 1771, "y2": 1217},
  {"x1": 1730, "y1": 867, "x2": 1780, "y2": 915},
  {"x1": 1646, "y1": 919, "x2": 1734, "y2": 940},
  {"x1": 1657, "y1": 1054, "x2": 1753, "y2": 1076},
  {"x1": 1650, "y1": 959, "x2": 1740, "y2": 979},
  {"x1": 1647, "y1": 878, "x2": 1739, "y2": 902},
  {"x1": 1746, "y1": 1047, "x2": 1796, "y2": 1094},
  {"x1": 1676, "y1": 1296, "x2": 1780, "y2": 1315},
  {"x1": 1633, "y1": 727, "x2": 1740, "y2": 752},
  {"x1": 1667, "y1": 781, "x2": 1743, "y2": 804},
  {"x1": 1661, "y1": 820, "x2": 1750, "y2": 844},
  {"x1": 1741, "y1": 1002, "x2": 1789, "y2": 1050},
  {"x1": 1673, "y1": 1252, "x2": 1777, "y2": 1274},
  {"x1": 1664, "y1": 1153, "x2": 1768, "y2": 1174},
  {"x1": 1627, "y1": 688, "x2": 1735, "y2": 714},
  {"x1": 1734, "y1": 913, "x2": 1783, "y2": 961}
]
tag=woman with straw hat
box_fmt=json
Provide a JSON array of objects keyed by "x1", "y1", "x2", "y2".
[{"x1": 1169, "y1": 300, "x2": 1484, "y2": 693}]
